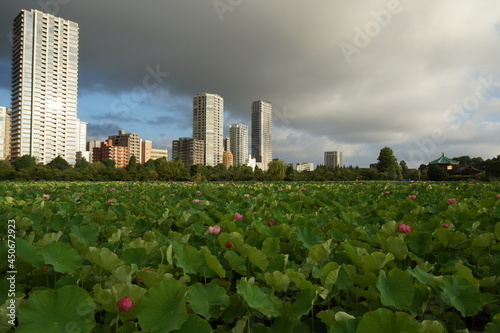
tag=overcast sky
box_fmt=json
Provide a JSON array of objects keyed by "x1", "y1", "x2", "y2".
[{"x1": 1, "y1": 0, "x2": 499, "y2": 168}]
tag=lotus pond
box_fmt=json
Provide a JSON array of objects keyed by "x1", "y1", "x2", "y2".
[{"x1": 1, "y1": 181, "x2": 500, "y2": 332}]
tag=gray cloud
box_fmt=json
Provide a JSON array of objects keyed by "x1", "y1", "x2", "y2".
[{"x1": 1, "y1": 0, "x2": 499, "y2": 167}]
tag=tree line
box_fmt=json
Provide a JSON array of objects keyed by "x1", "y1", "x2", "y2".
[{"x1": 0, "y1": 148, "x2": 499, "y2": 182}]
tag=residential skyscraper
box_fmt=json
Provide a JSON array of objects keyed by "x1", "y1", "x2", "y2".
[
  {"x1": 251, "y1": 100, "x2": 272, "y2": 170},
  {"x1": 10, "y1": 9, "x2": 85, "y2": 164},
  {"x1": 229, "y1": 123, "x2": 248, "y2": 166},
  {"x1": 324, "y1": 151, "x2": 343, "y2": 167},
  {"x1": 193, "y1": 93, "x2": 223, "y2": 166}
]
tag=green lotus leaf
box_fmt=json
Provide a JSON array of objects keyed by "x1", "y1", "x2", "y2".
[
  {"x1": 261, "y1": 237, "x2": 280, "y2": 257},
  {"x1": 359, "y1": 252, "x2": 394, "y2": 273},
  {"x1": 484, "y1": 320, "x2": 500, "y2": 333},
  {"x1": 439, "y1": 275, "x2": 481, "y2": 317},
  {"x1": 237, "y1": 280, "x2": 278, "y2": 317},
  {"x1": 17, "y1": 285, "x2": 96, "y2": 333},
  {"x1": 471, "y1": 232, "x2": 495, "y2": 248},
  {"x1": 224, "y1": 251, "x2": 247, "y2": 275},
  {"x1": 171, "y1": 314, "x2": 212, "y2": 333},
  {"x1": 40, "y1": 242, "x2": 81, "y2": 274},
  {"x1": 290, "y1": 288, "x2": 316, "y2": 320},
  {"x1": 383, "y1": 236, "x2": 408, "y2": 260},
  {"x1": 16, "y1": 238, "x2": 44, "y2": 268},
  {"x1": 138, "y1": 279, "x2": 188, "y2": 333},
  {"x1": 186, "y1": 281, "x2": 230, "y2": 319},
  {"x1": 36, "y1": 231, "x2": 63, "y2": 247},
  {"x1": 86, "y1": 247, "x2": 124, "y2": 272},
  {"x1": 173, "y1": 243, "x2": 202, "y2": 275},
  {"x1": 246, "y1": 246, "x2": 269, "y2": 272},
  {"x1": 330, "y1": 318, "x2": 360, "y2": 333},
  {"x1": 121, "y1": 247, "x2": 149, "y2": 268},
  {"x1": 265, "y1": 271, "x2": 291, "y2": 292},
  {"x1": 200, "y1": 247, "x2": 225, "y2": 278},
  {"x1": 309, "y1": 239, "x2": 332, "y2": 264},
  {"x1": 376, "y1": 268, "x2": 415, "y2": 310},
  {"x1": 408, "y1": 231, "x2": 433, "y2": 256},
  {"x1": 296, "y1": 226, "x2": 324, "y2": 249},
  {"x1": 419, "y1": 320, "x2": 446, "y2": 333},
  {"x1": 356, "y1": 308, "x2": 420, "y2": 333}
]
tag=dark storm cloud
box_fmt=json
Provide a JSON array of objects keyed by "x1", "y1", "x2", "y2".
[
  {"x1": 1, "y1": 0, "x2": 499, "y2": 166},
  {"x1": 86, "y1": 122, "x2": 122, "y2": 141}
]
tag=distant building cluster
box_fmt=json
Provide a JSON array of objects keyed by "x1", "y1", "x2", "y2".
[
  {"x1": 172, "y1": 94, "x2": 274, "y2": 171},
  {"x1": 0, "y1": 9, "x2": 343, "y2": 170}
]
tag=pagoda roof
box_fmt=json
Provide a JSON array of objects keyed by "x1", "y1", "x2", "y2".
[{"x1": 429, "y1": 153, "x2": 459, "y2": 165}]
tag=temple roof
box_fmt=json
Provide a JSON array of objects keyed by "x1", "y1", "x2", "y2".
[{"x1": 429, "y1": 153, "x2": 459, "y2": 165}]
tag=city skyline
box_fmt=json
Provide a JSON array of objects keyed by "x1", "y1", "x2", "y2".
[{"x1": 0, "y1": 2, "x2": 499, "y2": 167}]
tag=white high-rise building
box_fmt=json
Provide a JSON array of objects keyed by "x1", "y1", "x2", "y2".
[
  {"x1": 251, "y1": 100, "x2": 272, "y2": 171},
  {"x1": 229, "y1": 124, "x2": 248, "y2": 166},
  {"x1": 324, "y1": 151, "x2": 343, "y2": 167},
  {"x1": 193, "y1": 93, "x2": 223, "y2": 166},
  {"x1": 10, "y1": 9, "x2": 85, "y2": 165}
]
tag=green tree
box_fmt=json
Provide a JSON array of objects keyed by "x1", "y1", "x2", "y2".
[
  {"x1": 14, "y1": 155, "x2": 37, "y2": 171},
  {"x1": 101, "y1": 159, "x2": 116, "y2": 169},
  {"x1": 427, "y1": 164, "x2": 448, "y2": 181},
  {"x1": 48, "y1": 155, "x2": 70, "y2": 170},
  {"x1": 88, "y1": 162, "x2": 107, "y2": 180},
  {"x1": 0, "y1": 160, "x2": 16, "y2": 180},
  {"x1": 267, "y1": 160, "x2": 286, "y2": 181},
  {"x1": 144, "y1": 158, "x2": 156, "y2": 170},
  {"x1": 377, "y1": 147, "x2": 400, "y2": 180},
  {"x1": 126, "y1": 155, "x2": 138, "y2": 172},
  {"x1": 486, "y1": 160, "x2": 500, "y2": 179},
  {"x1": 75, "y1": 157, "x2": 90, "y2": 170}
]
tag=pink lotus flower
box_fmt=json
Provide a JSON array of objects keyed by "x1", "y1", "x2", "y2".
[
  {"x1": 384, "y1": 191, "x2": 391, "y2": 195},
  {"x1": 77, "y1": 193, "x2": 83, "y2": 196},
  {"x1": 196, "y1": 190, "x2": 201, "y2": 194},
  {"x1": 109, "y1": 188, "x2": 116, "y2": 192},
  {"x1": 268, "y1": 220, "x2": 275, "y2": 226},
  {"x1": 76, "y1": 201, "x2": 81, "y2": 204},
  {"x1": 248, "y1": 186, "x2": 253, "y2": 190},
  {"x1": 442, "y1": 223, "x2": 449, "y2": 228},
  {"x1": 497, "y1": 194, "x2": 500, "y2": 199},
  {"x1": 192, "y1": 199, "x2": 201, "y2": 203},
  {"x1": 448, "y1": 198, "x2": 457, "y2": 204},
  {"x1": 208, "y1": 225, "x2": 221, "y2": 234},
  {"x1": 170, "y1": 194, "x2": 175, "y2": 196},
  {"x1": 225, "y1": 241, "x2": 233, "y2": 248},
  {"x1": 39, "y1": 187, "x2": 44, "y2": 190},
  {"x1": 107, "y1": 199, "x2": 113, "y2": 204},
  {"x1": 65, "y1": 186, "x2": 70, "y2": 189},
  {"x1": 117, "y1": 297, "x2": 133, "y2": 312},
  {"x1": 244, "y1": 194, "x2": 250, "y2": 198},
  {"x1": 398, "y1": 223, "x2": 411, "y2": 234},
  {"x1": 408, "y1": 195, "x2": 417, "y2": 199},
  {"x1": 234, "y1": 213, "x2": 243, "y2": 220},
  {"x1": 278, "y1": 188, "x2": 283, "y2": 191},
  {"x1": 42, "y1": 194, "x2": 50, "y2": 199},
  {"x1": 141, "y1": 200, "x2": 145, "y2": 203},
  {"x1": 301, "y1": 188, "x2": 307, "y2": 191}
]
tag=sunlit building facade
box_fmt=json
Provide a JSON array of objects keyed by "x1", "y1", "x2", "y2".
[{"x1": 10, "y1": 9, "x2": 84, "y2": 164}]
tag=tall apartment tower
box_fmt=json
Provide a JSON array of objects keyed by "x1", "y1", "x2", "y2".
[
  {"x1": 251, "y1": 100, "x2": 272, "y2": 170},
  {"x1": 10, "y1": 9, "x2": 85, "y2": 164},
  {"x1": 229, "y1": 123, "x2": 248, "y2": 166},
  {"x1": 324, "y1": 151, "x2": 343, "y2": 167},
  {"x1": 193, "y1": 93, "x2": 223, "y2": 166}
]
